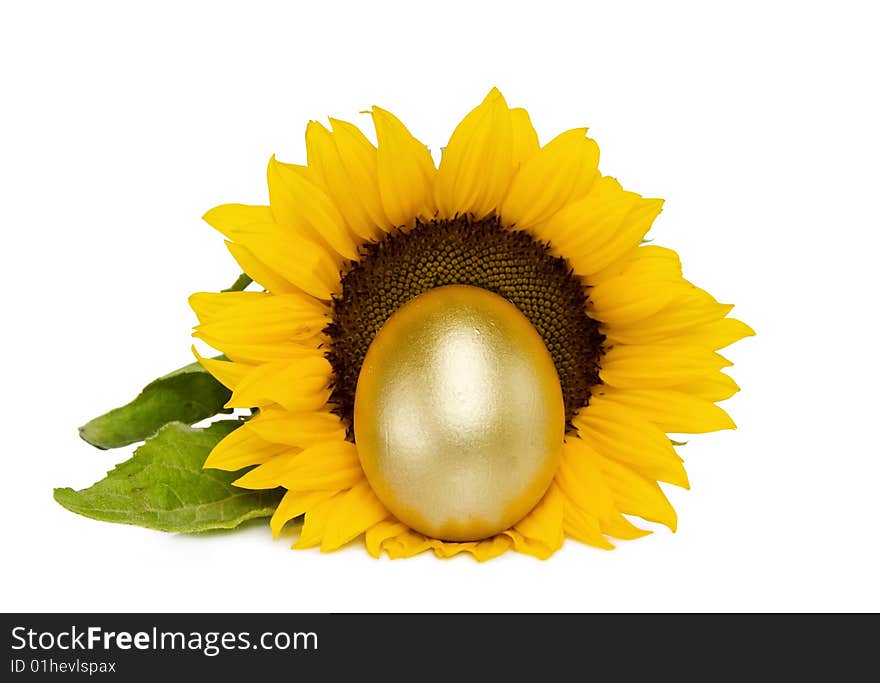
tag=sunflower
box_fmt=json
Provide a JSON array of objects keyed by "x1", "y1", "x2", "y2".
[{"x1": 190, "y1": 88, "x2": 751, "y2": 561}]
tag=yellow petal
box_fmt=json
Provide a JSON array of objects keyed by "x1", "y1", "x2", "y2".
[
  {"x1": 557, "y1": 436, "x2": 650, "y2": 541},
  {"x1": 607, "y1": 287, "x2": 734, "y2": 344},
  {"x1": 588, "y1": 246, "x2": 686, "y2": 326},
  {"x1": 574, "y1": 401, "x2": 690, "y2": 488},
  {"x1": 226, "y1": 224, "x2": 341, "y2": 300},
  {"x1": 365, "y1": 520, "x2": 409, "y2": 558},
  {"x1": 535, "y1": 177, "x2": 662, "y2": 277},
  {"x1": 306, "y1": 121, "x2": 382, "y2": 242},
  {"x1": 293, "y1": 494, "x2": 339, "y2": 549},
  {"x1": 501, "y1": 128, "x2": 599, "y2": 228},
  {"x1": 663, "y1": 317, "x2": 756, "y2": 350},
  {"x1": 593, "y1": 453, "x2": 678, "y2": 531},
  {"x1": 505, "y1": 483, "x2": 565, "y2": 559},
  {"x1": 225, "y1": 241, "x2": 302, "y2": 295},
  {"x1": 193, "y1": 336, "x2": 323, "y2": 365},
  {"x1": 582, "y1": 197, "x2": 664, "y2": 275},
  {"x1": 206, "y1": 188, "x2": 346, "y2": 298},
  {"x1": 562, "y1": 502, "x2": 615, "y2": 549},
  {"x1": 590, "y1": 243, "x2": 682, "y2": 286},
  {"x1": 191, "y1": 346, "x2": 252, "y2": 391},
  {"x1": 470, "y1": 536, "x2": 515, "y2": 562},
  {"x1": 321, "y1": 480, "x2": 390, "y2": 551},
  {"x1": 431, "y1": 540, "x2": 477, "y2": 558},
  {"x1": 595, "y1": 387, "x2": 736, "y2": 433},
  {"x1": 371, "y1": 106, "x2": 436, "y2": 227},
  {"x1": 203, "y1": 424, "x2": 290, "y2": 472},
  {"x1": 189, "y1": 291, "x2": 267, "y2": 324},
  {"x1": 226, "y1": 449, "x2": 297, "y2": 489},
  {"x1": 383, "y1": 528, "x2": 435, "y2": 559},
  {"x1": 247, "y1": 407, "x2": 346, "y2": 448},
  {"x1": 193, "y1": 292, "x2": 328, "y2": 344},
  {"x1": 329, "y1": 117, "x2": 393, "y2": 231},
  {"x1": 591, "y1": 282, "x2": 686, "y2": 330},
  {"x1": 234, "y1": 439, "x2": 361, "y2": 491},
  {"x1": 226, "y1": 355, "x2": 332, "y2": 411},
  {"x1": 203, "y1": 204, "x2": 274, "y2": 240},
  {"x1": 600, "y1": 343, "x2": 732, "y2": 389},
  {"x1": 510, "y1": 107, "x2": 539, "y2": 167},
  {"x1": 270, "y1": 489, "x2": 335, "y2": 538},
  {"x1": 435, "y1": 88, "x2": 515, "y2": 219},
  {"x1": 267, "y1": 156, "x2": 359, "y2": 261},
  {"x1": 673, "y1": 371, "x2": 740, "y2": 402},
  {"x1": 429, "y1": 537, "x2": 513, "y2": 561}
]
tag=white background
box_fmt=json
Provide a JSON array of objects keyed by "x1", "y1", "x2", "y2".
[{"x1": 2, "y1": 1, "x2": 878, "y2": 613}]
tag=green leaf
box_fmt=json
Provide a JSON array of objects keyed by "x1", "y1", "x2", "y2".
[
  {"x1": 79, "y1": 360, "x2": 232, "y2": 450},
  {"x1": 55, "y1": 421, "x2": 283, "y2": 533}
]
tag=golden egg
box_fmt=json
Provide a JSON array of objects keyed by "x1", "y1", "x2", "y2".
[{"x1": 353, "y1": 285, "x2": 565, "y2": 542}]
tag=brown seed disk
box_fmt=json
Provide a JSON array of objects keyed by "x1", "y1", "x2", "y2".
[{"x1": 324, "y1": 215, "x2": 605, "y2": 437}]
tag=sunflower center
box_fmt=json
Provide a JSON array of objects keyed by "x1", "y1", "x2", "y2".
[{"x1": 325, "y1": 215, "x2": 604, "y2": 435}]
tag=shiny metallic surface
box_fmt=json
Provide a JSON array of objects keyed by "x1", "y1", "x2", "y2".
[{"x1": 354, "y1": 285, "x2": 565, "y2": 542}]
